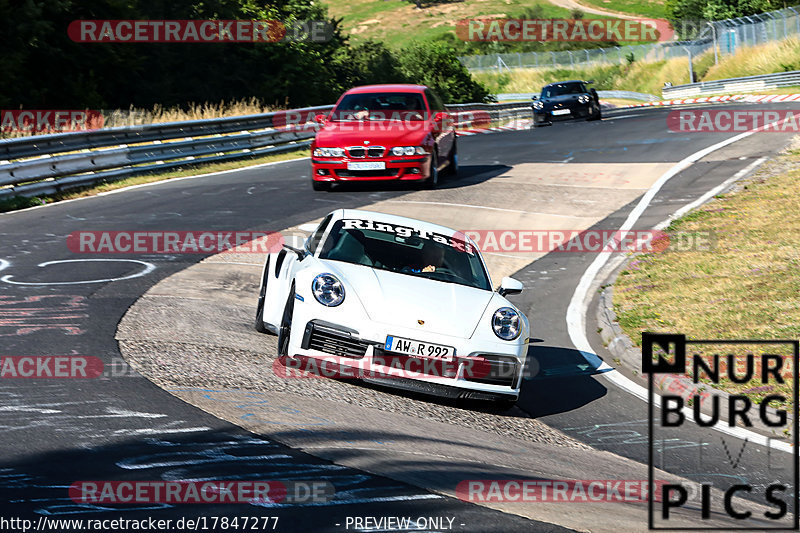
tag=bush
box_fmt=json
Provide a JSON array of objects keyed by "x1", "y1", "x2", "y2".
[{"x1": 397, "y1": 41, "x2": 493, "y2": 103}]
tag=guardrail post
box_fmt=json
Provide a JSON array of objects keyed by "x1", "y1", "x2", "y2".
[{"x1": 790, "y1": 7, "x2": 800, "y2": 34}]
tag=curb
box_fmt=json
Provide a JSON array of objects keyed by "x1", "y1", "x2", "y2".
[
  {"x1": 595, "y1": 253, "x2": 793, "y2": 440},
  {"x1": 621, "y1": 93, "x2": 800, "y2": 108}
]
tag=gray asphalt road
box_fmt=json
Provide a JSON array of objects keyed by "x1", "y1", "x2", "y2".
[{"x1": 0, "y1": 102, "x2": 796, "y2": 531}]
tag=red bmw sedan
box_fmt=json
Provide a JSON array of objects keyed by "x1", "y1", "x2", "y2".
[{"x1": 310, "y1": 84, "x2": 457, "y2": 191}]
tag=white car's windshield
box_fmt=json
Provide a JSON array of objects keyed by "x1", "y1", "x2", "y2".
[
  {"x1": 318, "y1": 219, "x2": 492, "y2": 291},
  {"x1": 330, "y1": 92, "x2": 427, "y2": 121}
]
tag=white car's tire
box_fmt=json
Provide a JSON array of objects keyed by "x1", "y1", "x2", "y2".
[
  {"x1": 254, "y1": 257, "x2": 271, "y2": 334},
  {"x1": 277, "y1": 285, "x2": 295, "y2": 357}
]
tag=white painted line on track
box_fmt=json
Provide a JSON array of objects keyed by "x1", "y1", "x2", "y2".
[
  {"x1": 605, "y1": 114, "x2": 645, "y2": 120},
  {"x1": 654, "y1": 157, "x2": 767, "y2": 231},
  {"x1": 565, "y1": 128, "x2": 796, "y2": 453},
  {"x1": 1, "y1": 258, "x2": 156, "y2": 285},
  {"x1": 112, "y1": 427, "x2": 213, "y2": 436}
]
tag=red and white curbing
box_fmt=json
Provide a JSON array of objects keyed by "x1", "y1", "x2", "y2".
[
  {"x1": 622, "y1": 93, "x2": 800, "y2": 108},
  {"x1": 456, "y1": 118, "x2": 532, "y2": 136}
]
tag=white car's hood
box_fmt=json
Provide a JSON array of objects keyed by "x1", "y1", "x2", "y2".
[{"x1": 321, "y1": 260, "x2": 493, "y2": 338}]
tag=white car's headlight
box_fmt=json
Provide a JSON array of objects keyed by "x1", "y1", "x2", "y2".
[
  {"x1": 391, "y1": 146, "x2": 426, "y2": 156},
  {"x1": 492, "y1": 307, "x2": 521, "y2": 340},
  {"x1": 313, "y1": 147, "x2": 345, "y2": 157},
  {"x1": 312, "y1": 273, "x2": 345, "y2": 307}
]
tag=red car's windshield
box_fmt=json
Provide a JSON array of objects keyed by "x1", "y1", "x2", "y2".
[{"x1": 330, "y1": 92, "x2": 427, "y2": 121}]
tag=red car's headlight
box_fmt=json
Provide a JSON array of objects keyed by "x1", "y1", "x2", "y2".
[
  {"x1": 313, "y1": 147, "x2": 345, "y2": 157},
  {"x1": 391, "y1": 146, "x2": 427, "y2": 156}
]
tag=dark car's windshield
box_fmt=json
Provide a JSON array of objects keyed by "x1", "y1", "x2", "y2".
[
  {"x1": 543, "y1": 83, "x2": 586, "y2": 98},
  {"x1": 318, "y1": 219, "x2": 492, "y2": 291},
  {"x1": 330, "y1": 92, "x2": 427, "y2": 121}
]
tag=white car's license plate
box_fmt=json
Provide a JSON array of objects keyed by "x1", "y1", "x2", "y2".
[
  {"x1": 347, "y1": 161, "x2": 385, "y2": 170},
  {"x1": 385, "y1": 335, "x2": 455, "y2": 361},
  {"x1": 552, "y1": 109, "x2": 571, "y2": 116}
]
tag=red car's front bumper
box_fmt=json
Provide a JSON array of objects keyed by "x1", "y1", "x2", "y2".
[{"x1": 311, "y1": 155, "x2": 431, "y2": 182}]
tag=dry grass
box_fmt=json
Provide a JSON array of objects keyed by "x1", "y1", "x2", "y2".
[
  {"x1": 473, "y1": 53, "x2": 710, "y2": 96},
  {"x1": 0, "y1": 98, "x2": 276, "y2": 139},
  {"x1": 614, "y1": 136, "x2": 800, "y2": 407},
  {"x1": 703, "y1": 37, "x2": 800, "y2": 81},
  {"x1": 104, "y1": 98, "x2": 276, "y2": 128},
  {"x1": 476, "y1": 36, "x2": 800, "y2": 97}
]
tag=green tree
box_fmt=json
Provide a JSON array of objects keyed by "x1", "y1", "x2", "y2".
[{"x1": 397, "y1": 41, "x2": 492, "y2": 103}]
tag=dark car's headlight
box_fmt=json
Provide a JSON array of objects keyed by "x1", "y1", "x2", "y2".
[
  {"x1": 492, "y1": 307, "x2": 521, "y2": 340},
  {"x1": 578, "y1": 95, "x2": 591, "y2": 104},
  {"x1": 533, "y1": 101, "x2": 544, "y2": 110},
  {"x1": 391, "y1": 146, "x2": 427, "y2": 156},
  {"x1": 312, "y1": 273, "x2": 345, "y2": 306},
  {"x1": 313, "y1": 147, "x2": 345, "y2": 157}
]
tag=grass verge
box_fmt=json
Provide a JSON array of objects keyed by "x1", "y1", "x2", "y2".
[
  {"x1": 326, "y1": 0, "x2": 574, "y2": 47},
  {"x1": 0, "y1": 148, "x2": 309, "y2": 214},
  {"x1": 475, "y1": 37, "x2": 800, "y2": 97},
  {"x1": 613, "y1": 136, "x2": 800, "y2": 408}
]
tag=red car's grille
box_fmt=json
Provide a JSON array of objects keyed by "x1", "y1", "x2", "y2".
[{"x1": 347, "y1": 146, "x2": 385, "y2": 158}]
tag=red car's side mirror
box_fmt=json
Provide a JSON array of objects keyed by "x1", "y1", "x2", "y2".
[
  {"x1": 432, "y1": 111, "x2": 454, "y2": 130},
  {"x1": 314, "y1": 113, "x2": 328, "y2": 124}
]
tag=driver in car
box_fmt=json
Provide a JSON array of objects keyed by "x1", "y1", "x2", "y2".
[{"x1": 406, "y1": 241, "x2": 445, "y2": 274}]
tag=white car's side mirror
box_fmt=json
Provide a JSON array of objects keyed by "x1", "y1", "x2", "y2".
[{"x1": 498, "y1": 276, "x2": 523, "y2": 297}]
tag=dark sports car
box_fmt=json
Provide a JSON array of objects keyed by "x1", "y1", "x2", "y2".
[{"x1": 532, "y1": 80, "x2": 602, "y2": 126}]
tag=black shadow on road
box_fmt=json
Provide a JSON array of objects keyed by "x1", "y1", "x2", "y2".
[
  {"x1": 517, "y1": 344, "x2": 608, "y2": 419},
  {"x1": 0, "y1": 428, "x2": 572, "y2": 533}
]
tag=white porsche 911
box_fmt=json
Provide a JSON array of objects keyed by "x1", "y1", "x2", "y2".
[{"x1": 255, "y1": 209, "x2": 530, "y2": 406}]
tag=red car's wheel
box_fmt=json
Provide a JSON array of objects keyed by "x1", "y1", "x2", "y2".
[{"x1": 424, "y1": 150, "x2": 439, "y2": 189}]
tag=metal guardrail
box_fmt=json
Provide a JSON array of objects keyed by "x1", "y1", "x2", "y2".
[
  {"x1": 661, "y1": 70, "x2": 800, "y2": 98},
  {"x1": 496, "y1": 91, "x2": 658, "y2": 101},
  {"x1": 0, "y1": 105, "x2": 334, "y2": 161},
  {"x1": 0, "y1": 103, "x2": 532, "y2": 200}
]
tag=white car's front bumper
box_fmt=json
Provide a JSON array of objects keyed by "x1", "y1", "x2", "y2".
[{"x1": 284, "y1": 297, "x2": 528, "y2": 401}]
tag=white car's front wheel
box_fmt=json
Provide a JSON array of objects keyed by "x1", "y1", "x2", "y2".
[
  {"x1": 254, "y1": 257, "x2": 270, "y2": 334},
  {"x1": 277, "y1": 285, "x2": 295, "y2": 357}
]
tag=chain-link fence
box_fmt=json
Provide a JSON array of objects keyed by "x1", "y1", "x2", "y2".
[{"x1": 459, "y1": 6, "x2": 800, "y2": 72}]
